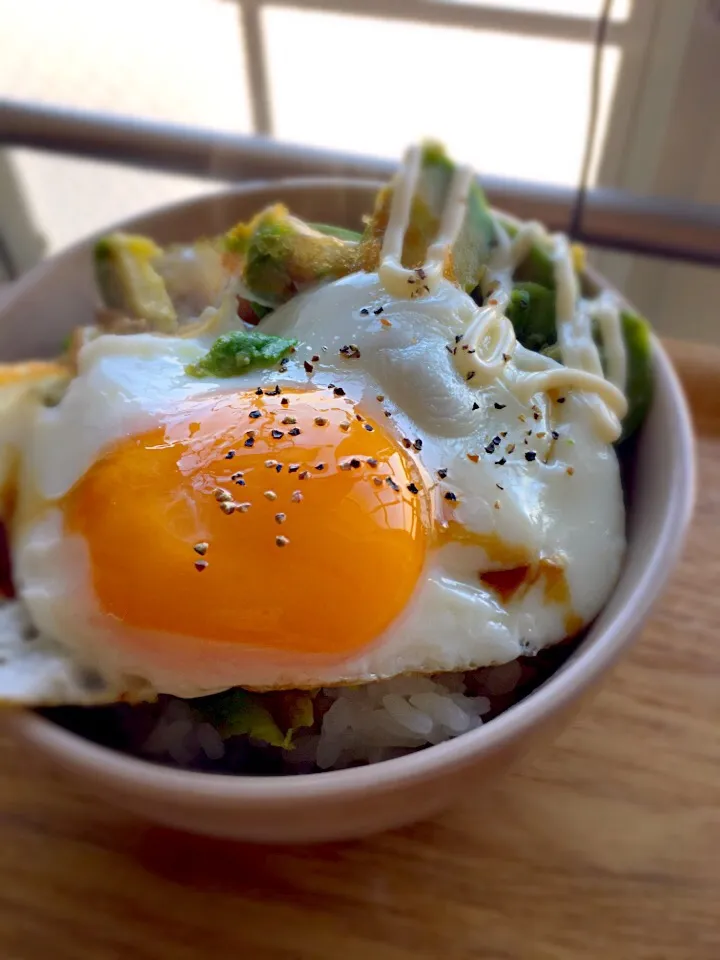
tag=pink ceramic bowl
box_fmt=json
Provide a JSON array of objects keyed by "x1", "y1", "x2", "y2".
[{"x1": 0, "y1": 180, "x2": 695, "y2": 843}]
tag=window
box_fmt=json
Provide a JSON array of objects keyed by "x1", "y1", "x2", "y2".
[
  {"x1": 263, "y1": 8, "x2": 621, "y2": 188},
  {"x1": 0, "y1": 0, "x2": 251, "y2": 252},
  {"x1": 1, "y1": 0, "x2": 718, "y2": 341}
]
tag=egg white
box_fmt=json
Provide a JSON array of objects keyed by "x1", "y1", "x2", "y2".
[{"x1": 3, "y1": 272, "x2": 625, "y2": 701}]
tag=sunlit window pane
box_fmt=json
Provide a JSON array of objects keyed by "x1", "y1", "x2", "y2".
[
  {"x1": 264, "y1": 8, "x2": 620, "y2": 187},
  {"x1": 431, "y1": 0, "x2": 630, "y2": 20},
  {"x1": 0, "y1": 0, "x2": 252, "y2": 133}
]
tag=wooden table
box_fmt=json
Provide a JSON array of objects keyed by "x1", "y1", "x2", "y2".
[{"x1": 0, "y1": 340, "x2": 717, "y2": 960}]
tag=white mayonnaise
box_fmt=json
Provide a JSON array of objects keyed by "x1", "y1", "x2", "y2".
[
  {"x1": 379, "y1": 145, "x2": 475, "y2": 300},
  {"x1": 378, "y1": 150, "x2": 629, "y2": 442}
]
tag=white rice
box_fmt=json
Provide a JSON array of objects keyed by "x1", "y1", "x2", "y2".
[
  {"x1": 304, "y1": 675, "x2": 491, "y2": 771},
  {"x1": 141, "y1": 672, "x2": 493, "y2": 772},
  {"x1": 143, "y1": 698, "x2": 226, "y2": 766}
]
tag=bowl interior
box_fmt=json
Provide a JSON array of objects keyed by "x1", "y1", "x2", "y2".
[
  {"x1": 0, "y1": 179, "x2": 695, "y2": 790},
  {"x1": 0, "y1": 180, "x2": 382, "y2": 361}
]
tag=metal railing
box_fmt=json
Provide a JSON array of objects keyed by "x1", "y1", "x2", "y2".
[{"x1": 1, "y1": 99, "x2": 719, "y2": 268}]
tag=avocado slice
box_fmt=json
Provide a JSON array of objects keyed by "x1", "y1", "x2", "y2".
[
  {"x1": 506, "y1": 282, "x2": 557, "y2": 353},
  {"x1": 186, "y1": 330, "x2": 298, "y2": 379},
  {"x1": 497, "y1": 216, "x2": 586, "y2": 288},
  {"x1": 224, "y1": 205, "x2": 360, "y2": 306},
  {"x1": 94, "y1": 233, "x2": 177, "y2": 333},
  {"x1": 611, "y1": 310, "x2": 654, "y2": 443},
  {"x1": 358, "y1": 141, "x2": 496, "y2": 292},
  {"x1": 222, "y1": 143, "x2": 496, "y2": 303},
  {"x1": 494, "y1": 216, "x2": 652, "y2": 441}
]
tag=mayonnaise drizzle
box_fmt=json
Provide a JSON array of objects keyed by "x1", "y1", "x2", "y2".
[
  {"x1": 379, "y1": 146, "x2": 474, "y2": 299},
  {"x1": 588, "y1": 292, "x2": 627, "y2": 393},
  {"x1": 378, "y1": 148, "x2": 629, "y2": 443}
]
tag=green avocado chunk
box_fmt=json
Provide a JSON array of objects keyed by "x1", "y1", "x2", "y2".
[
  {"x1": 224, "y1": 205, "x2": 360, "y2": 305},
  {"x1": 222, "y1": 143, "x2": 496, "y2": 304},
  {"x1": 94, "y1": 232, "x2": 177, "y2": 332},
  {"x1": 496, "y1": 217, "x2": 653, "y2": 441},
  {"x1": 522, "y1": 299, "x2": 653, "y2": 442},
  {"x1": 506, "y1": 282, "x2": 557, "y2": 353},
  {"x1": 615, "y1": 311, "x2": 654, "y2": 442},
  {"x1": 495, "y1": 216, "x2": 559, "y2": 289},
  {"x1": 193, "y1": 688, "x2": 315, "y2": 750},
  {"x1": 186, "y1": 330, "x2": 297, "y2": 378},
  {"x1": 359, "y1": 141, "x2": 496, "y2": 292}
]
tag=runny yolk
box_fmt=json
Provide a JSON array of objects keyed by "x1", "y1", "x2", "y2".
[{"x1": 64, "y1": 387, "x2": 429, "y2": 657}]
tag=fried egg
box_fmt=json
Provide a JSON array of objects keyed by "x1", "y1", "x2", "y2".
[{"x1": 0, "y1": 269, "x2": 625, "y2": 703}]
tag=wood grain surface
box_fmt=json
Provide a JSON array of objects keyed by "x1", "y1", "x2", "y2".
[{"x1": 0, "y1": 339, "x2": 718, "y2": 960}]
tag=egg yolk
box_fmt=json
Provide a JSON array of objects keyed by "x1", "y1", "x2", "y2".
[{"x1": 64, "y1": 387, "x2": 429, "y2": 657}]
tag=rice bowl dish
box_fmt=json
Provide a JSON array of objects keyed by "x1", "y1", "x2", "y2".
[{"x1": 0, "y1": 142, "x2": 653, "y2": 775}]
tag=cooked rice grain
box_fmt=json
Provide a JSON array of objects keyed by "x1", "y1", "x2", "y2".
[{"x1": 141, "y1": 673, "x2": 492, "y2": 772}]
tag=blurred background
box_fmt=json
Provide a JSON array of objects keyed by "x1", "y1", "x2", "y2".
[{"x1": 0, "y1": 0, "x2": 718, "y2": 340}]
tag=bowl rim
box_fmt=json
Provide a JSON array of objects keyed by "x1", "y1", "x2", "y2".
[{"x1": 2, "y1": 178, "x2": 696, "y2": 804}]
